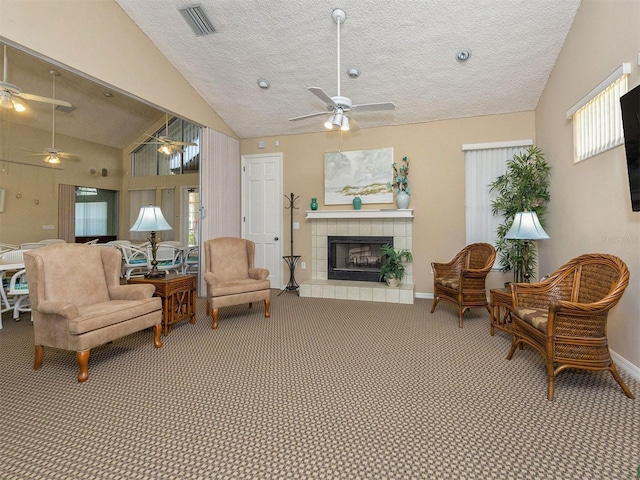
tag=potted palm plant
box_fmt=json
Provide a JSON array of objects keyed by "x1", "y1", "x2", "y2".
[
  {"x1": 489, "y1": 146, "x2": 551, "y2": 283},
  {"x1": 378, "y1": 243, "x2": 413, "y2": 286}
]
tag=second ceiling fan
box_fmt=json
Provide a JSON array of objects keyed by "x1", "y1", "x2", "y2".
[{"x1": 289, "y1": 8, "x2": 395, "y2": 131}]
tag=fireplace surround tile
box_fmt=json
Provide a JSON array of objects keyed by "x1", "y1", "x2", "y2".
[{"x1": 301, "y1": 210, "x2": 414, "y2": 304}]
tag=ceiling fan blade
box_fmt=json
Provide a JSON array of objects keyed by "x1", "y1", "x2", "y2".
[
  {"x1": 308, "y1": 87, "x2": 336, "y2": 107},
  {"x1": 351, "y1": 102, "x2": 396, "y2": 112},
  {"x1": 57, "y1": 152, "x2": 81, "y2": 161},
  {"x1": 171, "y1": 141, "x2": 197, "y2": 146},
  {"x1": 18, "y1": 92, "x2": 72, "y2": 108},
  {"x1": 289, "y1": 111, "x2": 328, "y2": 122}
]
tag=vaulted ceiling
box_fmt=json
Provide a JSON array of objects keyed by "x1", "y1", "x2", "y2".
[
  {"x1": 2, "y1": 1, "x2": 581, "y2": 149},
  {"x1": 115, "y1": 0, "x2": 581, "y2": 139}
]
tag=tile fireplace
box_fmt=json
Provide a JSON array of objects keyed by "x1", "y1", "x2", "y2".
[{"x1": 301, "y1": 210, "x2": 414, "y2": 304}]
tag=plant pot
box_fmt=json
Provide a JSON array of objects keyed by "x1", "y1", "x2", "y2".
[{"x1": 386, "y1": 277, "x2": 400, "y2": 287}]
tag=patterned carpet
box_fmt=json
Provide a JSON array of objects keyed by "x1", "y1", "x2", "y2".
[{"x1": 0, "y1": 292, "x2": 638, "y2": 479}]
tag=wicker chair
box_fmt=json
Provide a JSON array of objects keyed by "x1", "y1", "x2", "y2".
[
  {"x1": 430, "y1": 243, "x2": 496, "y2": 327},
  {"x1": 506, "y1": 253, "x2": 633, "y2": 400}
]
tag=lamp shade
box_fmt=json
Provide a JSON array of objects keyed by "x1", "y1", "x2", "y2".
[
  {"x1": 130, "y1": 205, "x2": 172, "y2": 232},
  {"x1": 504, "y1": 211, "x2": 549, "y2": 240}
]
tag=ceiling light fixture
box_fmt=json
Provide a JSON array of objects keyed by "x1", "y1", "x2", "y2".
[
  {"x1": 45, "y1": 154, "x2": 61, "y2": 164},
  {"x1": 324, "y1": 114, "x2": 335, "y2": 129},
  {"x1": 257, "y1": 78, "x2": 270, "y2": 89},
  {"x1": 158, "y1": 144, "x2": 173, "y2": 155},
  {"x1": 347, "y1": 66, "x2": 360, "y2": 78},
  {"x1": 456, "y1": 49, "x2": 471, "y2": 62},
  {"x1": 340, "y1": 116, "x2": 350, "y2": 131}
]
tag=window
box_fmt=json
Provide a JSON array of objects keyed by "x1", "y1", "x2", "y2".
[
  {"x1": 463, "y1": 140, "x2": 533, "y2": 251},
  {"x1": 566, "y1": 63, "x2": 630, "y2": 163},
  {"x1": 131, "y1": 117, "x2": 201, "y2": 176},
  {"x1": 74, "y1": 187, "x2": 119, "y2": 237}
]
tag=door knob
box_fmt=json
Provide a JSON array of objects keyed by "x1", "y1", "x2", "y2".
[{"x1": 274, "y1": 237, "x2": 279, "y2": 241}]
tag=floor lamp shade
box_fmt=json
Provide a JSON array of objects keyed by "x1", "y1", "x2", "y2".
[{"x1": 504, "y1": 211, "x2": 549, "y2": 240}]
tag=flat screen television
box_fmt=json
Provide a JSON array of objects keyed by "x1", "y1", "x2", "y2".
[{"x1": 620, "y1": 83, "x2": 640, "y2": 212}]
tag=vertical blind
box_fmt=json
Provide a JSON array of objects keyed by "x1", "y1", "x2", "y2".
[{"x1": 464, "y1": 141, "x2": 532, "y2": 249}]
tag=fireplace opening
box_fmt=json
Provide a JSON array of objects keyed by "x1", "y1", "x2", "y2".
[{"x1": 328, "y1": 236, "x2": 393, "y2": 282}]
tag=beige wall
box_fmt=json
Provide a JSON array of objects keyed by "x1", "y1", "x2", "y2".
[
  {"x1": 0, "y1": 122, "x2": 123, "y2": 245},
  {"x1": 535, "y1": 0, "x2": 640, "y2": 367},
  {"x1": 241, "y1": 111, "x2": 535, "y2": 295}
]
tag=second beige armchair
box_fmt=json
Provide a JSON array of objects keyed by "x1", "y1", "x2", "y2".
[{"x1": 204, "y1": 237, "x2": 271, "y2": 329}]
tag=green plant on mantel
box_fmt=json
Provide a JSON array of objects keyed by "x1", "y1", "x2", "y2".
[
  {"x1": 378, "y1": 243, "x2": 413, "y2": 285},
  {"x1": 389, "y1": 156, "x2": 411, "y2": 195},
  {"x1": 489, "y1": 146, "x2": 551, "y2": 283}
]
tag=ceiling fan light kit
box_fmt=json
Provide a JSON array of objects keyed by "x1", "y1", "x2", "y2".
[{"x1": 289, "y1": 8, "x2": 395, "y2": 132}]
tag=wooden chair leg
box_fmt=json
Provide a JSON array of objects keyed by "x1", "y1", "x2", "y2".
[
  {"x1": 430, "y1": 297, "x2": 439, "y2": 313},
  {"x1": 212, "y1": 308, "x2": 219, "y2": 329},
  {"x1": 153, "y1": 324, "x2": 163, "y2": 348},
  {"x1": 264, "y1": 299, "x2": 271, "y2": 318},
  {"x1": 546, "y1": 360, "x2": 555, "y2": 401},
  {"x1": 76, "y1": 350, "x2": 90, "y2": 383},
  {"x1": 609, "y1": 364, "x2": 635, "y2": 399},
  {"x1": 34, "y1": 345, "x2": 44, "y2": 370}
]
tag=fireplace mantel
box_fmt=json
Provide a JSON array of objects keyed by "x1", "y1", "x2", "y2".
[{"x1": 305, "y1": 209, "x2": 413, "y2": 220}]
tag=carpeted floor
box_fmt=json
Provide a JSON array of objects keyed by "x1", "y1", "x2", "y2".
[{"x1": 0, "y1": 292, "x2": 638, "y2": 479}]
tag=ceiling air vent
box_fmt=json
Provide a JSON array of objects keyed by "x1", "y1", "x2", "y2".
[{"x1": 179, "y1": 5, "x2": 216, "y2": 36}]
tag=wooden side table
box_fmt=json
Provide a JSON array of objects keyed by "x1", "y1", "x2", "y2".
[
  {"x1": 128, "y1": 274, "x2": 196, "y2": 336},
  {"x1": 490, "y1": 287, "x2": 512, "y2": 336}
]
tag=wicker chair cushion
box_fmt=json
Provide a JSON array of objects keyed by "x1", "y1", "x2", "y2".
[
  {"x1": 513, "y1": 306, "x2": 548, "y2": 333},
  {"x1": 435, "y1": 277, "x2": 459, "y2": 290}
]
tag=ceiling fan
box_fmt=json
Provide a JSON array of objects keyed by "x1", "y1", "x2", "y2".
[
  {"x1": 140, "y1": 114, "x2": 197, "y2": 155},
  {"x1": 25, "y1": 70, "x2": 80, "y2": 164},
  {"x1": 289, "y1": 8, "x2": 395, "y2": 131},
  {"x1": 1, "y1": 45, "x2": 73, "y2": 113}
]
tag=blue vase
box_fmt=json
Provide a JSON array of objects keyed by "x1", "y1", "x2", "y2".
[
  {"x1": 395, "y1": 191, "x2": 410, "y2": 209},
  {"x1": 352, "y1": 196, "x2": 362, "y2": 210},
  {"x1": 310, "y1": 198, "x2": 318, "y2": 210}
]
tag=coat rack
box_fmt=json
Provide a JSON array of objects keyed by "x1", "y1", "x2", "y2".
[{"x1": 279, "y1": 192, "x2": 301, "y2": 296}]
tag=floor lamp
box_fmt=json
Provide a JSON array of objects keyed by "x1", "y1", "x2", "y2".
[
  {"x1": 130, "y1": 205, "x2": 173, "y2": 278},
  {"x1": 504, "y1": 211, "x2": 549, "y2": 283}
]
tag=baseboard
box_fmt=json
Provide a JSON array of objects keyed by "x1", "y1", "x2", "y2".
[
  {"x1": 415, "y1": 292, "x2": 434, "y2": 300},
  {"x1": 610, "y1": 349, "x2": 640, "y2": 381}
]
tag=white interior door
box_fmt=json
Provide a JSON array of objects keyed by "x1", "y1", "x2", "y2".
[{"x1": 242, "y1": 153, "x2": 283, "y2": 288}]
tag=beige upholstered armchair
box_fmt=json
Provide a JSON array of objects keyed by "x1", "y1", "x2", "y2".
[
  {"x1": 204, "y1": 237, "x2": 271, "y2": 329},
  {"x1": 507, "y1": 253, "x2": 633, "y2": 400},
  {"x1": 430, "y1": 243, "x2": 496, "y2": 327},
  {"x1": 24, "y1": 244, "x2": 163, "y2": 382}
]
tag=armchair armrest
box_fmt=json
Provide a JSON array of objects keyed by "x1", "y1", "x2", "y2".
[
  {"x1": 204, "y1": 272, "x2": 219, "y2": 287},
  {"x1": 510, "y1": 280, "x2": 562, "y2": 309},
  {"x1": 36, "y1": 300, "x2": 78, "y2": 319},
  {"x1": 431, "y1": 261, "x2": 461, "y2": 278},
  {"x1": 108, "y1": 284, "x2": 155, "y2": 300},
  {"x1": 249, "y1": 267, "x2": 269, "y2": 280}
]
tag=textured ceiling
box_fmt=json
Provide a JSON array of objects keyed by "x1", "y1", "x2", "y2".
[{"x1": 115, "y1": 0, "x2": 581, "y2": 139}]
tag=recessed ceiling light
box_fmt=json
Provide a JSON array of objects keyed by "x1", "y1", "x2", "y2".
[
  {"x1": 456, "y1": 49, "x2": 471, "y2": 62},
  {"x1": 257, "y1": 78, "x2": 271, "y2": 89},
  {"x1": 347, "y1": 66, "x2": 360, "y2": 78},
  {"x1": 104, "y1": 92, "x2": 114, "y2": 97}
]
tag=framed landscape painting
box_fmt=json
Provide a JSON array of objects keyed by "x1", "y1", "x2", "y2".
[{"x1": 324, "y1": 147, "x2": 393, "y2": 205}]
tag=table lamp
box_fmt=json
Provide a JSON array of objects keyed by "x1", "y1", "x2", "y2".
[
  {"x1": 504, "y1": 211, "x2": 550, "y2": 283},
  {"x1": 130, "y1": 205, "x2": 172, "y2": 278}
]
